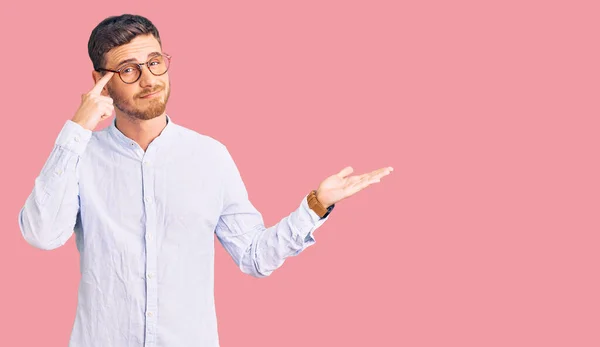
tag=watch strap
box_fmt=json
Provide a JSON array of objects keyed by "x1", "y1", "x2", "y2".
[{"x1": 307, "y1": 190, "x2": 335, "y2": 219}]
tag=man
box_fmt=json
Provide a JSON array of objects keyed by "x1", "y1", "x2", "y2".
[{"x1": 18, "y1": 14, "x2": 393, "y2": 347}]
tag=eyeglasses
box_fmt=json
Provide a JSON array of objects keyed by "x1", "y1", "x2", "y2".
[{"x1": 96, "y1": 53, "x2": 172, "y2": 84}]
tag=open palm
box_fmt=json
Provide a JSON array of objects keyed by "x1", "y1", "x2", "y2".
[{"x1": 316, "y1": 166, "x2": 393, "y2": 207}]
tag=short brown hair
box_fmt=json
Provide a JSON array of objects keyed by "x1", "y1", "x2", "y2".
[{"x1": 88, "y1": 14, "x2": 161, "y2": 71}]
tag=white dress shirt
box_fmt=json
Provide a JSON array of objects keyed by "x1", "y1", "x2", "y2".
[{"x1": 18, "y1": 115, "x2": 330, "y2": 346}]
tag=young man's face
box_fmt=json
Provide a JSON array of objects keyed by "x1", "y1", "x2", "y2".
[{"x1": 95, "y1": 34, "x2": 171, "y2": 121}]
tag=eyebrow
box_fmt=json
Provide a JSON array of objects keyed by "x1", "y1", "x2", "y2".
[{"x1": 116, "y1": 52, "x2": 162, "y2": 68}]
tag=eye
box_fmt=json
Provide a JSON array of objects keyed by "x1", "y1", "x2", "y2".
[{"x1": 121, "y1": 66, "x2": 136, "y2": 75}]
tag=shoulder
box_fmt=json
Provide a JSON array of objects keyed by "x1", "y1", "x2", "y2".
[{"x1": 170, "y1": 123, "x2": 231, "y2": 159}]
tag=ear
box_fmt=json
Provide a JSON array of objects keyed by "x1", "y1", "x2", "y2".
[{"x1": 92, "y1": 70, "x2": 110, "y2": 96}]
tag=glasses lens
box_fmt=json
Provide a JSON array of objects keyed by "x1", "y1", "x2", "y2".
[
  {"x1": 148, "y1": 55, "x2": 170, "y2": 76},
  {"x1": 119, "y1": 64, "x2": 141, "y2": 83}
]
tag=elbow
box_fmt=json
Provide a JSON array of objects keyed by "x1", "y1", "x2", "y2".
[
  {"x1": 20, "y1": 227, "x2": 62, "y2": 251},
  {"x1": 22, "y1": 235, "x2": 62, "y2": 251},
  {"x1": 240, "y1": 263, "x2": 273, "y2": 278},
  {"x1": 18, "y1": 208, "x2": 62, "y2": 251},
  {"x1": 253, "y1": 268, "x2": 273, "y2": 278},
  {"x1": 238, "y1": 241, "x2": 283, "y2": 278},
  {"x1": 238, "y1": 255, "x2": 275, "y2": 278}
]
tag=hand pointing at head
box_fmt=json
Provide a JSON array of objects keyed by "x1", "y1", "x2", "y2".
[{"x1": 71, "y1": 72, "x2": 115, "y2": 131}]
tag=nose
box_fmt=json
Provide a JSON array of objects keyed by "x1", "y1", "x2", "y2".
[{"x1": 138, "y1": 64, "x2": 160, "y2": 88}]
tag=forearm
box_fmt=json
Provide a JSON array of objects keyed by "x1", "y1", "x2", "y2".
[
  {"x1": 19, "y1": 121, "x2": 91, "y2": 250},
  {"x1": 237, "y1": 194, "x2": 329, "y2": 277}
]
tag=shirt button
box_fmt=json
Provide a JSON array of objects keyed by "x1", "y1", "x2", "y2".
[
  {"x1": 144, "y1": 160, "x2": 150, "y2": 165},
  {"x1": 146, "y1": 233, "x2": 153, "y2": 241},
  {"x1": 74, "y1": 136, "x2": 80, "y2": 142},
  {"x1": 147, "y1": 273, "x2": 154, "y2": 279},
  {"x1": 55, "y1": 168, "x2": 63, "y2": 175},
  {"x1": 145, "y1": 196, "x2": 153, "y2": 203},
  {"x1": 147, "y1": 311, "x2": 153, "y2": 317}
]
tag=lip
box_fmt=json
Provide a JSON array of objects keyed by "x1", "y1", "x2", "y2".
[{"x1": 140, "y1": 90, "x2": 162, "y2": 99}]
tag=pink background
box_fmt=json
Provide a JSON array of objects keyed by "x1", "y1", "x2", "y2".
[{"x1": 1, "y1": 0, "x2": 598, "y2": 346}]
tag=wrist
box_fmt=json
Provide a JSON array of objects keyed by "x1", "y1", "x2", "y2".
[
  {"x1": 307, "y1": 190, "x2": 335, "y2": 219},
  {"x1": 71, "y1": 119, "x2": 88, "y2": 130},
  {"x1": 315, "y1": 191, "x2": 332, "y2": 209}
]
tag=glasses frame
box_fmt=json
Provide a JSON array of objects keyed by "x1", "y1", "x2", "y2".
[{"x1": 95, "y1": 53, "x2": 172, "y2": 84}]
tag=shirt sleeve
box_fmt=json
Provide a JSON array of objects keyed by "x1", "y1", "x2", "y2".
[
  {"x1": 214, "y1": 146, "x2": 331, "y2": 278},
  {"x1": 18, "y1": 120, "x2": 92, "y2": 250}
]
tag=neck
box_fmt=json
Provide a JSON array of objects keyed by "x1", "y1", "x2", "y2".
[{"x1": 114, "y1": 113, "x2": 168, "y2": 151}]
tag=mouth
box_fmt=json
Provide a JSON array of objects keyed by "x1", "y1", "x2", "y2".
[{"x1": 139, "y1": 90, "x2": 162, "y2": 99}]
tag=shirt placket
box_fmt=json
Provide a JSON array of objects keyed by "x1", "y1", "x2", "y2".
[{"x1": 142, "y1": 151, "x2": 158, "y2": 346}]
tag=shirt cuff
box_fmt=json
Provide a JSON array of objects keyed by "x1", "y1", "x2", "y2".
[
  {"x1": 55, "y1": 120, "x2": 93, "y2": 156},
  {"x1": 303, "y1": 193, "x2": 326, "y2": 223},
  {"x1": 288, "y1": 194, "x2": 331, "y2": 244}
]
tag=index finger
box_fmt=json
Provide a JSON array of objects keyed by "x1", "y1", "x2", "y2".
[{"x1": 90, "y1": 71, "x2": 114, "y2": 95}]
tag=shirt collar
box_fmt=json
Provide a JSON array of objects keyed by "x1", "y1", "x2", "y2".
[{"x1": 108, "y1": 114, "x2": 175, "y2": 150}]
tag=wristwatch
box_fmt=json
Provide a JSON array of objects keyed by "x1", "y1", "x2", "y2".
[{"x1": 307, "y1": 190, "x2": 335, "y2": 219}]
